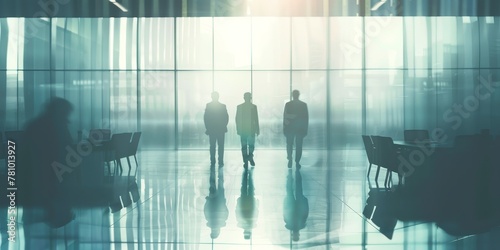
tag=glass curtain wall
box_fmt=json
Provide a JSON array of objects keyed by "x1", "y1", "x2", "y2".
[{"x1": 1, "y1": 17, "x2": 499, "y2": 149}]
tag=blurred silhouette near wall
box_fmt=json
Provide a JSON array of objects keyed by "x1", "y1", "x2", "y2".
[{"x1": 20, "y1": 97, "x2": 75, "y2": 228}]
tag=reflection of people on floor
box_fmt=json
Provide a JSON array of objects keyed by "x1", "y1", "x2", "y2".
[
  {"x1": 283, "y1": 169, "x2": 309, "y2": 241},
  {"x1": 203, "y1": 165, "x2": 229, "y2": 239},
  {"x1": 20, "y1": 97, "x2": 75, "y2": 229},
  {"x1": 236, "y1": 92, "x2": 260, "y2": 169},
  {"x1": 204, "y1": 92, "x2": 229, "y2": 166},
  {"x1": 236, "y1": 169, "x2": 259, "y2": 239}
]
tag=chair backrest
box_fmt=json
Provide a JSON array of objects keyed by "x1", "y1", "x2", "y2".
[
  {"x1": 111, "y1": 133, "x2": 132, "y2": 159},
  {"x1": 362, "y1": 135, "x2": 375, "y2": 164},
  {"x1": 404, "y1": 130, "x2": 430, "y2": 143},
  {"x1": 129, "y1": 132, "x2": 142, "y2": 156},
  {"x1": 370, "y1": 136, "x2": 382, "y2": 166},
  {"x1": 4, "y1": 131, "x2": 24, "y2": 143},
  {"x1": 373, "y1": 136, "x2": 398, "y2": 172}
]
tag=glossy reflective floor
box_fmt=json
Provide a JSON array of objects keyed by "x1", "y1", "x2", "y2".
[{"x1": 2, "y1": 149, "x2": 500, "y2": 249}]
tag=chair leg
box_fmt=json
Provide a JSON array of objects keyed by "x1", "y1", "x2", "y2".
[
  {"x1": 106, "y1": 161, "x2": 111, "y2": 176},
  {"x1": 385, "y1": 171, "x2": 394, "y2": 189},
  {"x1": 134, "y1": 154, "x2": 139, "y2": 177},
  {"x1": 126, "y1": 157, "x2": 132, "y2": 176},
  {"x1": 116, "y1": 159, "x2": 123, "y2": 175},
  {"x1": 384, "y1": 171, "x2": 390, "y2": 188},
  {"x1": 113, "y1": 160, "x2": 117, "y2": 176},
  {"x1": 367, "y1": 163, "x2": 372, "y2": 177},
  {"x1": 375, "y1": 166, "x2": 381, "y2": 183}
]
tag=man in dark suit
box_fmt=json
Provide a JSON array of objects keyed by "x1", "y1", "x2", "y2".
[
  {"x1": 204, "y1": 92, "x2": 229, "y2": 166},
  {"x1": 236, "y1": 92, "x2": 260, "y2": 169},
  {"x1": 283, "y1": 90, "x2": 308, "y2": 168}
]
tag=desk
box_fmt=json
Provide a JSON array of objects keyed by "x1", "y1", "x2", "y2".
[{"x1": 393, "y1": 140, "x2": 453, "y2": 149}]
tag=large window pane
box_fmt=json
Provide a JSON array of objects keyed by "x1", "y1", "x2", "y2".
[
  {"x1": 108, "y1": 18, "x2": 138, "y2": 70},
  {"x1": 329, "y1": 70, "x2": 362, "y2": 148},
  {"x1": 480, "y1": 69, "x2": 500, "y2": 135},
  {"x1": 457, "y1": 17, "x2": 479, "y2": 69},
  {"x1": 4, "y1": 19, "x2": 19, "y2": 70},
  {"x1": 52, "y1": 18, "x2": 113, "y2": 70},
  {"x1": 3, "y1": 71, "x2": 18, "y2": 130},
  {"x1": 177, "y1": 18, "x2": 213, "y2": 70},
  {"x1": 18, "y1": 71, "x2": 52, "y2": 125},
  {"x1": 480, "y1": 17, "x2": 500, "y2": 68},
  {"x1": 252, "y1": 17, "x2": 290, "y2": 70},
  {"x1": 56, "y1": 71, "x2": 110, "y2": 139},
  {"x1": 21, "y1": 18, "x2": 51, "y2": 70},
  {"x1": 432, "y1": 17, "x2": 458, "y2": 69},
  {"x1": 214, "y1": 17, "x2": 251, "y2": 70},
  {"x1": 139, "y1": 18, "x2": 174, "y2": 70},
  {"x1": 404, "y1": 17, "x2": 431, "y2": 69},
  {"x1": 436, "y1": 69, "x2": 481, "y2": 140},
  {"x1": 292, "y1": 17, "x2": 327, "y2": 70},
  {"x1": 365, "y1": 17, "x2": 403, "y2": 69},
  {"x1": 366, "y1": 70, "x2": 404, "y2": 138},
  {"x1": 64, "y1": 71, "x2": 93, "y2": 135},
  {"x1": 330, "y1": 17, "x2": 362, "y2": 69},
  {"x1": 109, "y1": 71, "x2": 137, "y2": 133},
  {"x1": 141, "y1": 71, "x2": 175, "y2": 149},
  {"x1": 178, "y1": 71, "x2": 213, "y2": 148},
  {"x1": 404, "y1": 69, "x2": 436, "y2": 131},
  {"x1": 252, "y1": 71, "x2": 289, "y2": 148}
]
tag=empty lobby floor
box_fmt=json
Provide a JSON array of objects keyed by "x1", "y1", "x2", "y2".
[{"x1": 4, "y1": 149, "x2": 500, "y2": 249}]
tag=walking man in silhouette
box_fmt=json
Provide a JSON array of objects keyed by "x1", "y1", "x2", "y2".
[
  {"x1": 204, "y1": 92, "x2": 229, "y2": 166},
  {"x1": 283, "y1": 90, "x2": 308, "y2": 168},
  {"x1": 236, "y1": 92, "x2": 260, "y2": 169}
]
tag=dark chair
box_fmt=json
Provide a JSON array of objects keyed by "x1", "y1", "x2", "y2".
[
  {"x1": 104, "y1": 133, "x2": 132, "y2": 175},
  {"x1": 370, "y1": 136, "x2": 384, "y2": 185},
  {"x1": 362, "y1": 135, "x2": 377, "y2": 178},
  {"x1": 113, "y1": 133, "x2": 133, "y2": 175},
  {"x1": 404, "y1": 130, "x2": 430, "y2": 143},
  {"x1": 126, "y1": 132, "x2": 141, "y2": 176},
  {"x1": 372, "y1": 136, "x2": 401, "y2": 188}
]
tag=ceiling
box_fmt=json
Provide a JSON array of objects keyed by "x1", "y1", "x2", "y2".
[{"x1": 1, "y1": 0, "x2": 499, "y2": 18}]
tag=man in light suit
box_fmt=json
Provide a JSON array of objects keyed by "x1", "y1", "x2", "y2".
[
  {"x1": 283, "y1": 90, "x2": 308, "y2": 168},
  {"x1": 236, "y1": 92, "x2": 260, "y2": 169},
  {"x1": 204, "y1": 92, "x2": 229, "y2": 166}
]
